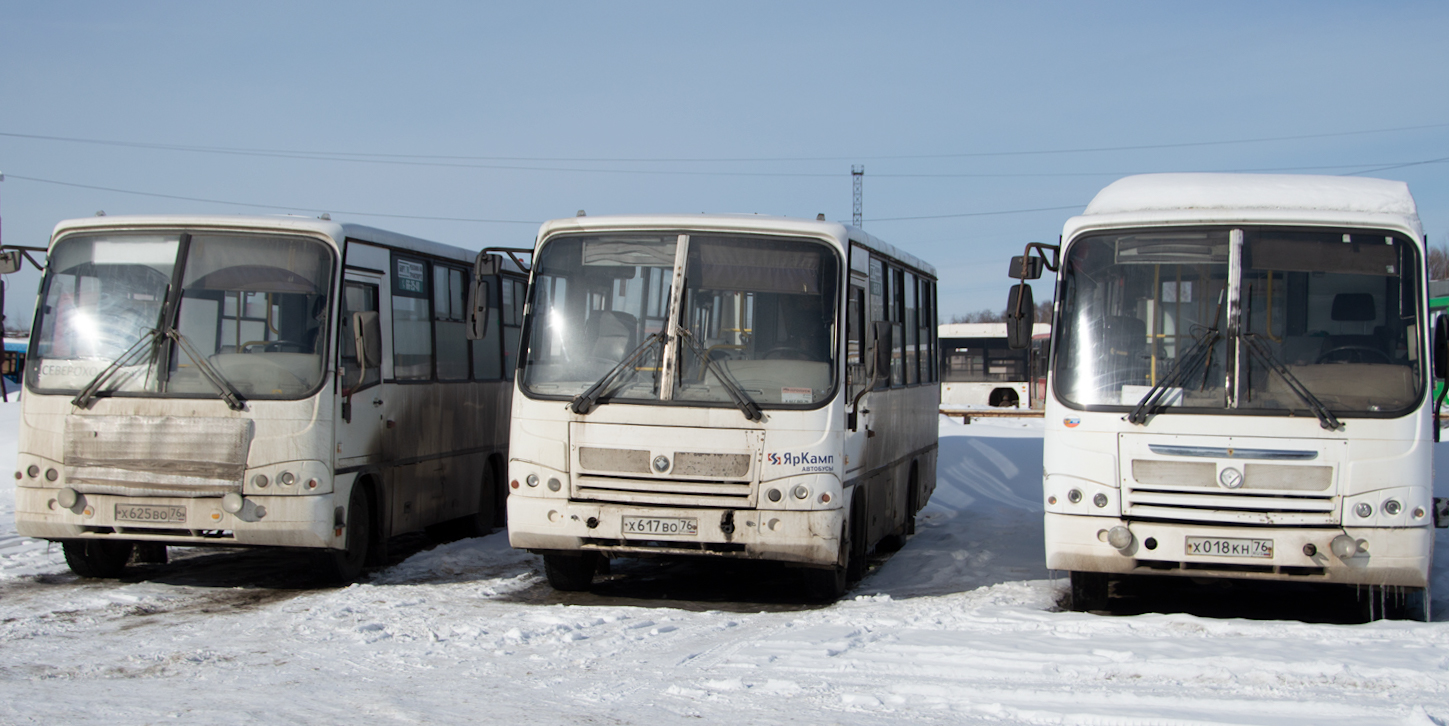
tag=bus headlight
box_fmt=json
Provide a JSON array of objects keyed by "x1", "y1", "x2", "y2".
[
  {"x1": 547, "y1": 477, "x2": 562, "y2": 492},
  {"x1": 792, "y1": 485, "x2": 809, "y2": 500},
  {"x1": 1093, "y1": 492, "x2": 1108, "y2": 508},
  {"x1": 767, "y1": 488, "x2": 782, "y2": 502},
  {"x1": 1382, "y1": 499, "x2": 1402, "y2": 516},
  {"x1": 1354, "y1": 502, "x2": 1373, "y2": 518},
  {"x1": 1067, "y1": 488, "x2": 1083, "y2": 504},
  {"x1": 526, "y1": 474, "x2": 539, "y2": 488}
]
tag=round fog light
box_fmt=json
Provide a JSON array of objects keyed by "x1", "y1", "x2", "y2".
[
  {"x1": 57, "y1": 487, "x2": 79, "y2": 509},
  {"x1": 1067, "y1": 489, "x2": 1083, "y2": 504},
  {"x1": 221, "y1": 492, "x2": 245, "y2": 514},
  {"x1": 1354, "y1": 502, "x2": 1373, "y2": 518},
  {"x1": 1093, "y1": 492, "x2": 1108, "y2": 508},
  {"x1": 1107, "y1": 525, "x2": 1133, "y2": 550},
  {"x1": 547, "y1": 477, "x2": 561, "y2": 492},
  {"x1": 1382, "y1": 499, "x2": 1402, "y2": 516}
]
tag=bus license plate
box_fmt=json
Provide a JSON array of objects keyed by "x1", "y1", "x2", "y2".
[
  {"x1": 1185, "y1": 536, "x2": 1273, "y2": 558},
  {"x1": 114, "y1": 504, "x2": 187, "y2": 524},
  {"x1": 622, "y1": 516, "x2": 698, "y2": 537}
]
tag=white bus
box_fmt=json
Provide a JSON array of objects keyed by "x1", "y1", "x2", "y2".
[
  {"x1": 12, "y1": 215, "x2": 526, "y2": 582},
  {"x1": 483, "y1": 214, "x2": 939, "y2": 600},
  {"x1": 1006, "y1": 173, "x2": 1448, "y2": 619},
  {"x1": 939, "y1": 322, "x2": 1049, "y2": 409}
]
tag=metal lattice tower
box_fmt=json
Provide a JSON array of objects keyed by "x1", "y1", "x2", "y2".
[{"x1": 851, "y1": 165, "x2": 864, "y2": 227}]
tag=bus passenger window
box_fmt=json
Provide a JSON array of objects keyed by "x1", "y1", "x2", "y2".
[
  {"x1": 392, "y1": 255, "x2": 433, "y2": 381},
  {"x1": 434, "y1": 265, "x2": 469, "y2": 381}
]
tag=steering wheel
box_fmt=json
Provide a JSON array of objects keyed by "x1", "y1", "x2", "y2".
[
  {"x1": 1315, "y1": 346, "x2": 1391, "y2": 365},
  {"x1": 762, "y1": 347, "x2": 810, "y2": 360},
  {"x1": 242, "y1": 340, "x2": 307, "y2": 354}
]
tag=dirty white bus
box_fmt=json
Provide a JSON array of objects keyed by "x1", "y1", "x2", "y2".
[
  {"x1": 1006, "y1": 173, "x2": 1448, "y2": 619},
  {"x1": 12, "y1": 215, "x2": 526, "y2": 582},
  {"x1": 482, "y1": 214, "x2": 939, "y2": 599},
  {"x1": 939, "y1": 322, "x2": 1049, "y2": 409}
]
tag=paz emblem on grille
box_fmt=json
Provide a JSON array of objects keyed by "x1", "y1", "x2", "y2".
[
  {"x1": 652, "y1": 455, "x2": 670, "y2": 473},
  {"x1": 1218, "y1": 467, "x2": 1243, "y2": 489}
]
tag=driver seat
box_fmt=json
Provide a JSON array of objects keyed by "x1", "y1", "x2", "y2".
[
  {"x1": 1325, "y1": 293, "x2": 1383, "y2": 358},
  {"x1": 583, "y1": 310, "x2": 637, "y2": 362}
]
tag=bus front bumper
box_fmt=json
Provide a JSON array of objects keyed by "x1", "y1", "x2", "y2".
[
  {"x1": 507, "y1": 496, "x2": 844, "y2": 568},
  {"x1": 13, "y1": 486, "x2": 343, "y2": 550},
  {"x1": 1044, "y1": 512, "x2": 1431, "y2": 588}
]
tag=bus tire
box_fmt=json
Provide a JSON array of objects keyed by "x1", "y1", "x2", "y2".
[
  {"x1": 62, "y1": 540, "x2": 133, "y2": 578},
  {"x1": 543, "y1": 552, "x2": 598, "y2": 591},
  {"x1": 462, "y1": 462, "x2": 499, "y2": 538},
  {"x1": 320, "y1": 484, "x2": 372, "y2": 585},
  {"x1": 1069, "y1": 571, "x2": 1109, "y2": 612}
]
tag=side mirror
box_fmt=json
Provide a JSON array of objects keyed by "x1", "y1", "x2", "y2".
[
  {"x1": 467, "y1": 278, "x2": 492, "y2": 340},
  {"x1": 1008, "y1": 255, "x2": 1043, "y2": 280},
  {"x1": 353, "y1": 311, "x2": 381, "y2": 370},
  {"x1": 1006, "y1": 284, "x2": 1034, "y2": 349},
  {"x1": 1435, "y1": 315, "x2": 1449, "y2": 380},
  {"x1": 870, "y1": 321, "x2": 893, "y2": 379},
  {"x1": 0, "y1": 251, "x2": 20, "y2": 275},
  {"x1": 475, "y1": 251, "x2": 501, "y2": 277}
]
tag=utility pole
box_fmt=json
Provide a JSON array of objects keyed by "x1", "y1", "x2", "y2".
[{"x1": 851, "y1": 165, "x2": 863, "y2": 228}]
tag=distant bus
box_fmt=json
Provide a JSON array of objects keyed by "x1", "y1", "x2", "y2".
[
  {"x1": 487, "y1": 214, "x2": 939, "y2": 600},
  {"x1": 938, "y1": 322, "x2": 1050, "y2": 408},
  {"x1": 12, "y1": 215, "x2": 525, "y2": 582}
]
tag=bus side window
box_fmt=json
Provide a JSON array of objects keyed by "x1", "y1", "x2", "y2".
[
  {"x1": 434, "y1": 265, "x2": 469, "y2": 381},
  {"x1": 471, "y1": 278, "x2": 503, "y2": 380},
  {"x1": 847, "y1": 285, "x2": 865, "y2": 397},
  {"x1": 919, "y1": 279, "x2": 935, "y2": 383},
  {"x1": 891, "y1": 266, "x2": 905, "y2": 386},
  {"x1": 391, "y1": 255, "x2": 433, "y2": 381},
  {"x1": 905, "y1": 270, "x2": 918, "y2": 385},
  {"x1": 340, "y1": 281, "x2": 380, "y2": 393},
  {"x1": 502, "y1": 277, "x2": 526, "y2": 380}
]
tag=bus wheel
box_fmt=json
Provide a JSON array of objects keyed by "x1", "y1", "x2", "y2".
[
  {"x1": 62, "y1": 540, "x2": 134, "y2": 578},
  {"x1": 543, "y1": 552, "x2": 598, "y2": 591},
  {"x1": 320, "y1": 485, "x2": 372, "y2": 584},
  {"x1": 1069, "y1": 571, "x2": 1109, "y2": 612},
  {"x1": 462, "y1": 464, "x2": 498, "y2": 538}
]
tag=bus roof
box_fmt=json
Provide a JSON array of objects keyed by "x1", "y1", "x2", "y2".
[
  {"x1": 533, "y1": 214, "x2": 937, "y2": 278},
  {"x1": 48, "y1": 215, "x2": 481, "y2": 266},
  {"x1": 1065, "y1": 173, "x2": 1423, "y2": 240}
]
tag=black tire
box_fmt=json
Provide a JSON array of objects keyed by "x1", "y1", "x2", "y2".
[
  {"x1": 462, "y1": 463, "x2": 499, "y2": 538},
  {"x1": 62, "y1": 540, "x2": 134, "y2": 578},
  {"x1": 1070, "y1": 571, "x2": 1109, "y2": 612},
  {"x1": 543, "y1": 552, "x2": 599, "y2": 591},
  {"x1": 320, "y1": 484, "x2": 372, "y2": 585}
]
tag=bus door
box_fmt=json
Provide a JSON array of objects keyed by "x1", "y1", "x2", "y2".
[{"x1": 336, "y1": 272, "x2": 385, "y2": 469}]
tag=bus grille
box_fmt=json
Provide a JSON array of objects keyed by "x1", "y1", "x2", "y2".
[
  {"x1": 64, "y1": 416, "x2": 253, "y2": 498},
  {"x1": 1124, "y1": 460, "x2": 1337, "y2": 525},
  {"x1": 574, "y1": 475, "x2": 754, "y2": 508}
]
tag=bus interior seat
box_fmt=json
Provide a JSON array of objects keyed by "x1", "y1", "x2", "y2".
[
  {"x1": 584, "y1": 310, "x2": 637, "y2": 362},
  {"x1": 1103, "y1": 316, "x2": 1146, "y2": 359}
]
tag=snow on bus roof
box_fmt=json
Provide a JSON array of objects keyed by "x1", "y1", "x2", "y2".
[{"x1": 1083, "y1": 173, "x2": 1417, "y2": 217}]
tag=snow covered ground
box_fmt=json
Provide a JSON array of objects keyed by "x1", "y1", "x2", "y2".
[{"x1": 3, "y1": 400, "x2": 1449, "y2": 725}]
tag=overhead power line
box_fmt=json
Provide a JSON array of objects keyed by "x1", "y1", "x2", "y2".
[
  {"x1": 5, "y1": 174, "x2": 540, "y2": 225},
  {"x1": 1, "y1": 121, "x2": 1445, "y2": 164}
]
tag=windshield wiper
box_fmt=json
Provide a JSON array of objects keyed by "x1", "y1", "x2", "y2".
[
  {"x1": 676, "y1": 328, "x2": 763, "y2": 422},
  {"x1": 166, "y1": 329, "x2": 246, "y2": 411},
  {"x1": 569, "y1": 332, "x2": 665, "y2": 415},
  {"x1": 72, "y1": 329, "x2": 163, "y2": 409},
  {"x1": 1239, "y1": 333, "x2": 1341, "y2": 431},
  {"x1": 1127, "y1": 328, "x2": 1221, "y2": 425}
]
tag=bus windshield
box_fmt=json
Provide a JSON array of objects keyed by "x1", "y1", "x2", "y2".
[
  {"x1": 1055, "y1": 226, "x2": 1422, "y2": 416},
  {"x1": 29, "y1": 230, "x2": 335, "y2": 400},
  {"x1": 522, "y1": 232, "x2": 840, "y2": 408}
]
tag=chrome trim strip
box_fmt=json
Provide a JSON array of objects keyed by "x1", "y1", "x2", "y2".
[{"x1": 1147, "y1": 444, "x2": 1318, "y2": 461}]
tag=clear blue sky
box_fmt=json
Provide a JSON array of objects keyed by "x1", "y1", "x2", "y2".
[{"x1": 2, "y1": 1, "x2": 1446, "y2": 329}]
